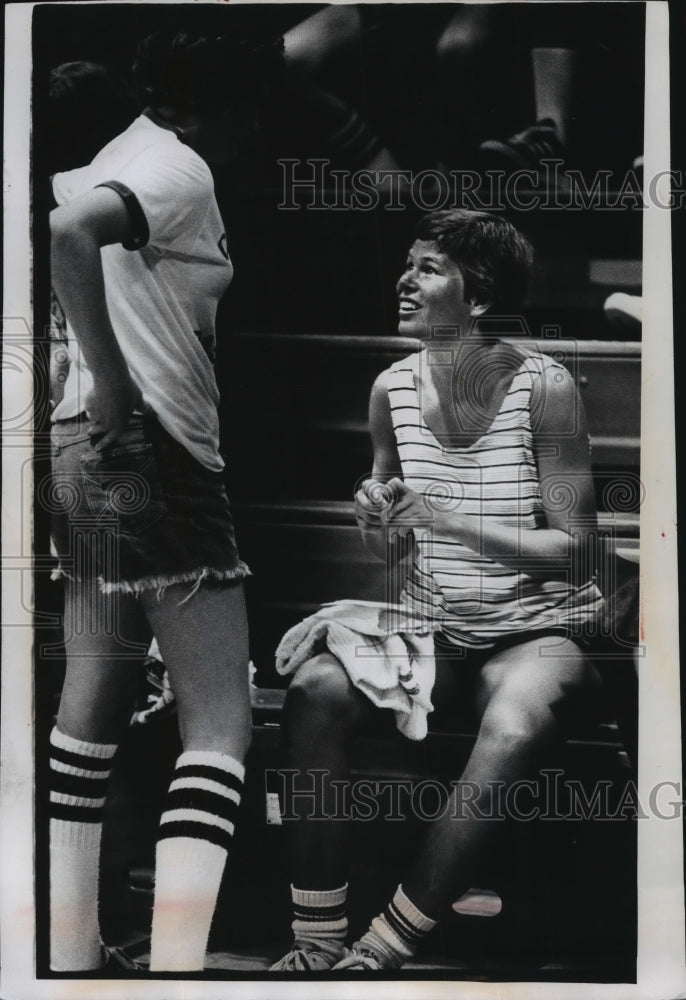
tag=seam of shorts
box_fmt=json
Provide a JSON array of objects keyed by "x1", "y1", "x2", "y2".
[{"x1": 97, "y1": 562, "x2": 252, "y2": 600}]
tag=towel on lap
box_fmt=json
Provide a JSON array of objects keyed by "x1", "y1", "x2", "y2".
[{"x1": 276, "y1": 600, "x2": 438, "y2": 741}]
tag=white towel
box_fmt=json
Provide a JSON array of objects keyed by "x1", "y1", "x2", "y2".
[{"x1": 276, "y1": 600, "x2": 438, "y2": 741}]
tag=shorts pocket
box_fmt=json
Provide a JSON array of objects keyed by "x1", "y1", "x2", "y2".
[{"x1": 81, "y1": 436, "x2": 167, "y2": 537}]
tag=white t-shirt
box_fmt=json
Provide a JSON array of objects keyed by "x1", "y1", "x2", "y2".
[{"x1": 52, "y1": 114, "x2": 233, "y2": 471}]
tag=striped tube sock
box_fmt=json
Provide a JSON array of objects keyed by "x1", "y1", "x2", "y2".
[
  {"x1": 357, "y1": 884, "x2": 437, "y2": 968},
  {"x1": 292, "y1": 883, "x2": 348, "y2": 956},
  {"x1": 48, "y1": 726, "x2": 117, "y2": 971},
  {"x1": 149, "y1": 750, "x2": 244, "y2": 971}
]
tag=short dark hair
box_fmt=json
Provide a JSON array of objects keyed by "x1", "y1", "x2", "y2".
[
  {"x1": 133, "y1": 30, "x2": 285, "y2": 115},
  {"x1": 413, "y1": 210, "x2": 534, "y2": 313},
  {"x1": 49, "y1": 62, "x2": 138, "y2": 172}
]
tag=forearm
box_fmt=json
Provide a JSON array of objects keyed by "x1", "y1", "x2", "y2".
[
  {"x1": 360, "y1": 525, "x2": 388, "y2": 561},
  {"x1": 432, "y1": 511, "x2": 590, "y2": 580},
  {"x1": 50, "y1": 225, "x2": 131, "y2": 387}
]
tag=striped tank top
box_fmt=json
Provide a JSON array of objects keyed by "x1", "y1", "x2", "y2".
[{"x1": 386, "y1": 351, "x2": 604, "y2": 647}]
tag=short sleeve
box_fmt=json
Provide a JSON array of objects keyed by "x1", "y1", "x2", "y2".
[{"x1": 104, "y1": 144, "x2": 214, "y2": 252}]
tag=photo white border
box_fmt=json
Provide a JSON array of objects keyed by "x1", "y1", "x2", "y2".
[{"x1": 2, "y1": 2, "x2": 683, "y2": 998}]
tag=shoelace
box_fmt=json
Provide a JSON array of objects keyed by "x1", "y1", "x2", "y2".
[
  {"x1": 102, "y1": 945, "x2": 144, "y2": 971},
  {"x1": 334, "y1": 947, "x2": 384, "y2": 971},
  {"x1": 272, "y1": 945, "x2": 342, "y2": 971}
]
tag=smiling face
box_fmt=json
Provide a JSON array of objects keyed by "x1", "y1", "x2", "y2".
[{"x1": 396, "y1": 240, "x2": 475, "y2": 340}]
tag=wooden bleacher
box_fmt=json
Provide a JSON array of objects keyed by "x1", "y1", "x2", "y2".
[{"x1": 84, "y1": 327, "x2": 641, "y2": 977}]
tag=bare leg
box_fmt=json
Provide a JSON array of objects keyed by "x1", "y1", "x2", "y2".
[
  {"x1": 50, "y1": 580, "x2": 150, "y2": 970},
  {"x1": 402, "y1": 636, "x2": 602, "y2": 919},
  {"x1": 57, "y1": 580, "x2": 151, "y2": 741},
  {"x1": 434, "y1": 7, "x2": 499, "y2": 164},
  {"x1": 141, "y1": 580, "x2": 251, "y2": 971},
  {"x1": 532, "y1": 47, "x2": 575, "y2": 145},
  {"x1": 281, "y1": 652, "x2": 378, "y2": 891},
  {"x1": 141, "y1": 581, "x2": 251, "y2": 757}
]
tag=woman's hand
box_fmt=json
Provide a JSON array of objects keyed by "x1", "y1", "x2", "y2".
[
  {"x1": 85, "y1": 371, "x2": 142, "y2": 451},
  {"x1": 354, "y1": 478, "x2": 390, "y2": 530},
  {"x1": 381, "y1": 478, "x2": 431, "y2": 538}
]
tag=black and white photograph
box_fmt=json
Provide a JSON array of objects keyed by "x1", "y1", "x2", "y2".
[{"x1": 1, "y1": 1, "x2": 683, "y2": 997}]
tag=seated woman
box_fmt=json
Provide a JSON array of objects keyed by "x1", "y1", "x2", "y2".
[{"x1": 271, "y1": 209, "x2": 605, "y2": 971}]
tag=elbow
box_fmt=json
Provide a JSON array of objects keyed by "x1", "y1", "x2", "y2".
[
  {"x1": 50, "y1": 208, "x2": 80, "y2": 262},
  {"x1": 49, "y1": 206, "x2": 75, "y2": 243},
  {"x1": 541, "y1": 530, "x2": 594, "y2": 585},
  {"x1": 50, "y1": 209, "x2": 100, "y2": 276}
]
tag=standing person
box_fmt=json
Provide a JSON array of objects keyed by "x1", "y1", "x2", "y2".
[
  {"x1": 271, "y1": 210, "x2": 605, "y2": 971},
  {"x1": 48, "y1": 30, "x2": 283, "y2": 972}
]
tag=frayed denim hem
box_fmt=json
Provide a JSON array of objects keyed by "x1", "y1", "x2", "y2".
[
  {"x1": 101, "y1": 562, "x2": 252, "y2": 602},
  {"x1": 51, "y1": 562, "x2": 252, "y2": 603}
]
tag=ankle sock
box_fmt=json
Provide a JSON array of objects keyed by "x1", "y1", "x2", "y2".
[
  {"x1": 149, "y1": 750, "x2": 244, "y2": 971},
  {"x1": 48, "y1": 726, "x2": 117, "y2": 970},
  {"x1": 291, "y1": 883, "x2": 348, "y2": 957},
  {"x1": 357, "y1": 884, "x2": 436, "y2": 968}
]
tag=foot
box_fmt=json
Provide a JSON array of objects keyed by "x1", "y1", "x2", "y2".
[
  {"x1": 96, "y1": 945, "x2": 146, "y2": 976},
  {"x1": 331, "y1": 944, "x2": 389, "y2": 971},
  {"x1": 270, "y1": 941, "x2": 347, "y2": 971},
  {"x1": 480, "y1": 118, "x2": 565, "y2": 172}
]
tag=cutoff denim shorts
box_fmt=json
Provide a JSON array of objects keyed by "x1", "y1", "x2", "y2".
[{"x1": 49, "y1": 413, "x2": 250, "y2": 597}]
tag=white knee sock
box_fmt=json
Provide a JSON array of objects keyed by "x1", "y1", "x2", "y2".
[
  {"x1": 49, "y1": 726, "x2": 117, "y2": 971},
  {"x1": 149, "y1": 750, "x2": 244, "y2": 971}
]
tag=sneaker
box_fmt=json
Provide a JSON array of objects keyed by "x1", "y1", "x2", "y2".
[
  {"x1": 131, "y1": 657, "x2": 176, "y2": 725},
  {"x1": 270, "y1": 941, "x2": 346, "y2": 971},
  {"x1": 331, "y1": 945, "x2": 387, "y2": 971},
  {"x1": 97, "y1": 945, "x2": 146, "y2": 976},
  {"x1": 480, "y1": 118, "x2": 565, "y2": 172}
]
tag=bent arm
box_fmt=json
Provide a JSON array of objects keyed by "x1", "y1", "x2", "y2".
[
  {"x1": 50, "y1": 186, "x2": 133, "y2": 383},
  {"x1": 50, "y1": 187, "x2": 141, "y2": 446},
  {"x1": 393, "y1": 366, "x2": 598, "y2": 580},
  {"x1": 356, "y1": 372, "x2": 404, "y2": 561}
]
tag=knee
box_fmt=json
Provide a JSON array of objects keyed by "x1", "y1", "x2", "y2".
[
  {"x1": 477, "y1": 701, "x2": 552, "y2": 761},
  {"x1": 284, "y1": 655, "x2": 359, "y2": 736},
  {"x1": 435, "y1": 10, "x2": 495, "y2": 67}
]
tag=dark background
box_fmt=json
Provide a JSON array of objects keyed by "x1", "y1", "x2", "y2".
[{"x1": 26, "y1": 0, "x2": 667, "y2": 982}]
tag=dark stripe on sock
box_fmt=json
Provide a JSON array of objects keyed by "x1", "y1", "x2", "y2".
[
  {"x1": 164, "y1": 787, "x2": 240, "y2": 824},
  {"x1": 386, "y1": 902, "x2": 424, "y2": 946},
  {"x1": 157, "y1": 819, "x2": 233, "y2": 853},
  {"x1": 174, "y1": 764, "x2": 243, "y2": 794},
  {"x1": 49, "y1": 802, "x2": 104, "y2": 823},
  {"x1": 293, "y1": 903, "x2": 348, "y2": 922},
  {"x1": 50, "y1": 744, "x2": 113, "y2": 772},
  {"x1": 50, "y1": 769, "x2": 109, "y2": 798}
]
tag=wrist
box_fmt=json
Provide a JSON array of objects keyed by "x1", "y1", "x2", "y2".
[{"x1": 91, "y1": 362, "x2": 136, "y2": 391}]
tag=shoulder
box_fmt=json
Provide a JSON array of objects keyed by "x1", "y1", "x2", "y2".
[
  {"x1": 527, "y1": 355, "x2": 582, "y2": 436},
  {"x1": 105, "y1": 117, "x2": 214, "y2": 195},
  {"x1": 372, "y1": 354, "x2": 417, "y2": 395}
]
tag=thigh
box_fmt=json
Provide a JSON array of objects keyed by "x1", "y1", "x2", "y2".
[
  {"x1": 474, "y1": 634, "x2": 603, "y2": 734},
  {"x1": 57, "y1": 579, "x2": 151, "y2": 743},
  {"x1": 428, "y1": 640, "x2": 485, "y2": 730},
  {"x1": 141, "y1": 581, "x2": 251, "y2": 755}
]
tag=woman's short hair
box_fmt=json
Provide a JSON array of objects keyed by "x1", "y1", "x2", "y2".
[
  {"x1": 413, "y1": 210, "x2": 534, "y2": 313},
  {"x1": 133, "y1": 30, "x2": 285, "y2": 116}
]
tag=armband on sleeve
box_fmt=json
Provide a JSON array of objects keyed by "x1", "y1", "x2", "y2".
[{"x1": 95, "y1": 180, "x2": 150, "y2": 250}]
